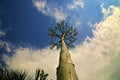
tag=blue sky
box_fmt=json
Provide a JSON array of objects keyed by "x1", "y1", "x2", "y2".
[
  {"x1": 0, "y1": 0, "x2": 119, "y2": 48},
  {"x1": 0, "y1": 0, "x2": 52, "y2": 48},
  {"x1": 0, "y1": 0, "x2": 120, "y2": 80}
]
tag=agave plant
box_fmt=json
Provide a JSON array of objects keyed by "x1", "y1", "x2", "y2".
[
  {"x1": 0, "y1": 66, "x2": 27, "y2": 80},
  {"x1": 0, "y1": 66, "x2": 50, "y2": 80},
  {"x1": 48, "y1": 20, "x2": 78, "y2": 80},
  {"x1": 35, "y1": 68, "x2": 49, "y2": 80},
  {"x1": 8, "y1": 70, "x2": 27, "y2": 80}
]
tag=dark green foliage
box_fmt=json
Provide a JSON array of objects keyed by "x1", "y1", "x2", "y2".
[
  {"x1": 0, "y1": 66, "x2": 27, "y2": 80},
  {"x1": 48, "y1": 20, "x2": 78, "y2": 49},
  {"x1": 6, "y1": 70, "x2": 27, "y2": 80},
  {"x1": 0, "y1": 66, "x2": 50, "y2": 80},
  {"x1": 35, "y1": 69, "x2": 49, "y2": 80}
]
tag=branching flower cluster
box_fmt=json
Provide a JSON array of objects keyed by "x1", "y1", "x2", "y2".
[{"x1": 48, "y1": 20, "x2": 78, "y2": 49}]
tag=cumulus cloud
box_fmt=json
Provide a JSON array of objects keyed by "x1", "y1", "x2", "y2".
[
  {"x1": 33, "y1": 0, "x2": 67, "y2": 22},
  {"x1": 71, "y1": 5, "x2": 120, "y2": 80},
  {"x1": 3, "y1": 5, "x2": 120, "y2": 80},
  {"x1": 101, "y1": 3, "x2": 115, "y2": 18},
  {"x1": 67, "y1": 0, "x2": 84, "y2": 10},
  {"x1": 4, "y1": 47, "x2": 59, "y2": 79}
]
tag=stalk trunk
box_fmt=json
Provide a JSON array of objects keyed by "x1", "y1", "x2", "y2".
[{"x1": 56, "y1": 34, "x2": 79, "y2": 80}]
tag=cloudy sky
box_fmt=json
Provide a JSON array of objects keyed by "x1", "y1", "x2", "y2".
[{"x1": 0, "y1": 0, "x2": 120, "y2": 80}]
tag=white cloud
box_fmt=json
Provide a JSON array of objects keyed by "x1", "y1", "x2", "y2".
[
  {"x1": 4, "y1": 47, "x2": 59, "y2": 79},
  {"x1": 34, "y1": 0, "x2": 49, "y2": 15},
  {"x1": 87, "y1": 21, "x2": 95, "y2": 28},
  {"x1": 0, "y1": 30, "x2": 11, "y2": 53},
  {"x1": 67, "y1": 0, "x2": 84, "y2": 10},
  {"x1": 0, "y1": 30, "x2": 6, "y2": 37},
  {"x1": 3, "y1": 5, "x2": 120, "y2": 80},
  {"x1": 0, "y1": 40, "x2": 11, "y2": 53},
  {"x1": 68, "y1": 15, "x2": 82, "y2": 27},
  {"x1": 33, "y1": 0, "x2": 67, "y2": 22},
  {"x1": 54, "y1": 8, "x2": 67, "y2": 22},
  {"x1": 70, "y1": 5, "x2": 120, "y2": 80},
  {"x1": 33, "y1": 0, "x2": 84, "y2": 23},
  {"x1": 101, "y1": 3, "x2": 116, "y2": 18},
  {"x1": 74, "y1": 19, "x2": 81, "y2": 27}
]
